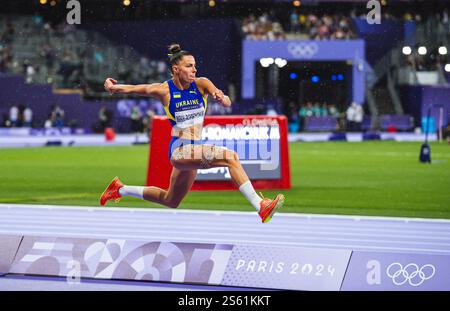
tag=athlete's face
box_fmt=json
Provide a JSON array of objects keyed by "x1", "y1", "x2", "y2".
[{"x1": 173, "y1": 55, "x2": 197, "y2": 83}]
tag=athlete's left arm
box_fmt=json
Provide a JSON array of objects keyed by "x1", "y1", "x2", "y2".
[{"x1": 196, "y1": 77, "x2": 232, "y2": 107}]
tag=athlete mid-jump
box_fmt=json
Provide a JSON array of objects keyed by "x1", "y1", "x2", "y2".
[{"x1": 100, "y1": 43, "x2": 284, "y2": 223}]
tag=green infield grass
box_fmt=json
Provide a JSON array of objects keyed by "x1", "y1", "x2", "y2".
[{"x1": 1, "y1": 141, "x2": 449, "y2": 219}]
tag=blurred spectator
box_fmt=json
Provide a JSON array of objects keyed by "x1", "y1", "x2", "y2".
[
  {"x1": 0, "y1": 44, "x2": 13, "y2": 72},
  {"x1": 130, "y1": 102, "x2": 142, "y2": 133},
  {"x1": 98, "y1": 105, "x2": 113, "y2": 131},
  {"x1": 142, "y1": 109, "x2": 155, "y2": 138},
  {"x1": 346, "y1": 103, "x2": 356, "y2": 131},
  {"x1": 51, "y1": 105, "x2": 65, "y2": 128},
  {"x1": 290, "y1": 10, "x2": 300, "y2": 33},
  {"x1": 345, "y1": 102, "x2": 363, "y2": 131},
  {"x1": 320, "y1": 103, "x2": 328, "y2": 117},
  {"x1": 328, "y1": 104, "x2": 339, "y2": 117},
  {"x1": 116, "y1": 99, "x2": 132, "y2": 118},
  {"x1": 242, "y1": 13, "x2": 286, "y2": 41},
  {"x1": 43, "y1": 21, "x2": 53, "y2": 38},
  {"x1": 94, "y1": 48, "x2": 104, "y2": 64},
  {"x1": 117, "y1": 61, "x2": 131, "y2": 81},
  {"x1": 312, "y1": 102, "x2": 321, "y2": 117},
  {"x1": 140, "y1": 55, "x2": 149, "y2": 68},
  {"x1": 23, "y1": 107, "x2": 33, "y2": 127},
  {"x1": 442, "y1": 9, "x2": 449, "y2": 32},
  {"x1": 299, "y1": 102, "x2": 314, "y2": 118},
  {"x1": 288, "y1": 102, "x2": 300, "y2": 132},
  {"x1": 148, "y1": 99, "x2": 165, "y2": 115},
  {"x1": 9, "y1": 105, "x2": 19, "y2": 127},
  {"x1": 40, "y1": 44, "x2": 55, "y2": 74},
  {"x1": 283, "y1": 13, "x2": 356, "y2": 40},
  {"x1": 2, "y1": 113, "x2": 11, "y2": 127},
  {"x1": 267, "y1": 105, "x2": 278, "y2": 116},
  {"x1": 353, "y1": 103, "x2": 364, "y2": 131},
  {"x1": 25, "y1": 63, "x2": 36, "y2": 84},
  {"x1": 44, "y1": 114, "x2": 53, "y2": 128},
  {"x1": 445, "y1": 124, "x2": 450, "y2": 144},
  {"x1": 1, "y1": 21, "x2": 15, "y2": 44},
  {"x1": 298, "y1": 102, "x2": 312, "y2": 131},
  {"x1": 58, "y1": 49, "x2": 77, "y2": 87},
  {"x1": 32, "y1": 12, "x2": 44, "y2": 26},
  {"x1": 157, "y1": 60, "x2": 168, "y2": 79}
]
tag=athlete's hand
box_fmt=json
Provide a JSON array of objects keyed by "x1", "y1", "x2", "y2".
[
  {"x1": 104, "y1": 78, "x2": 117, "y2": 95},
  {"x1": 212, "y1": 89, "x2": 225, "y2": 103},
  {"x1": 212, "y1": 89, "x2": 231, "y2": 107}
]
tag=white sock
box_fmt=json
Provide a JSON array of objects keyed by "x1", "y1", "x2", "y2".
[
  {"x1": 118, "y1": 185, "x2": 144, "y2": 199},
  {"x1": 239, "y1": 181, "x2": 262, "y2": 211}
]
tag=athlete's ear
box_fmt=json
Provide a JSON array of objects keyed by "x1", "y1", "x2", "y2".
[{"x1": 172, "y1": 65, "x2": 178, "y2": 74}]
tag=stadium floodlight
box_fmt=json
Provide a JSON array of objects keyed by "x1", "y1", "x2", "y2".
[
  {"x1": 275, "y1": 58, "x2": 287, "y2": 68},
  {"x1": 260, "y1": 58, "x2": 274, "y2": 68},
  {"x1": 402, "y1": 46, "x2": 412, "y2": 55},
  {"x1": 418, "y1": 46, "x2": 427, "y2": 55},
  {"x1": 123, "y1": 0, "x2": 131, "y2": 6},
  {"x1": 445, "y1": 64, "x2": 450, "y2": 72},
  {"x1": 259, "y1": 58, "x2": 268, "y2": 68},
  {"x1": 438, "y1": 46, "x2": 448, "y2": 55}
]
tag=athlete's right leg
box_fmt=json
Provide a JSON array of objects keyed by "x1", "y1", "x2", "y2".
[
  {"x1": 142, "y1": 167, "x2": 197, "y2": 208},
  {"x1": 100, "y1": 168, "x2": 197, "y2": 208}
]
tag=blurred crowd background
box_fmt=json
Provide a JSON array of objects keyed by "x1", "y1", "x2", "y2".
[{"x1": 0, "y1": 0, "x2": 449, "y2": 138}]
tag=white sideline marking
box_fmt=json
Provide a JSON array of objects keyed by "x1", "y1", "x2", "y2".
[{"x1": 1, "y1": 203, "x2": 449, "y2": 224}]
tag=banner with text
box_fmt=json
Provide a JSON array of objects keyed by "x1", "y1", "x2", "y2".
[{"x1": 341, "y1": 251, "x2": 450, "y2": 291}]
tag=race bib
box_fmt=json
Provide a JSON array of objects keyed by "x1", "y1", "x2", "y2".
[{"x1": 174, "y1": 107, "x2": 205, "y2": 128}]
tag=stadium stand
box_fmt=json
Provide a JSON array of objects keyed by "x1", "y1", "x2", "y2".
[{"x1": 0, "y1": 1, "x2": 449, "y2": 134}]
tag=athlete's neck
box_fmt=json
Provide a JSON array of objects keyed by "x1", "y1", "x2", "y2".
[{"x1": 172, "y1": 77, "x2": 190, "y2": 90}]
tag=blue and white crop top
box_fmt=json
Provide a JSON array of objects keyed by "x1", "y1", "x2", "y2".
[{"x1": 164, "y1": 79, "x2": 207, "y2": 129}]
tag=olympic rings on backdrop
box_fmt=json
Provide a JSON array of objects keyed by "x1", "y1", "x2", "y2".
[
  {"x1": 287, "y1": 42, "x2": 319, "y2": 58},
  {"x1": 386, "y1": 262, "x2": 435, "y2": 286}
]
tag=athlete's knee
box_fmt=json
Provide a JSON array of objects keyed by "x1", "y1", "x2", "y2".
[
  {"x1": 167, "y1": 200, "x2": 180, "y2": 209},
  {"x1": 225, "y1": 150, "x2": 239, "y2": 165},
  {"x1": 164, "y1": 194, "x2": 181, "y2": 208}
]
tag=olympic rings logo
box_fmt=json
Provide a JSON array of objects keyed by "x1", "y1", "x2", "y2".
[
  {"x1": 287, "y1": 42, "x2": 319, "y2": 58},
  {"x1": 386, "y1": 263, "x2": 435, "y2": 287}
]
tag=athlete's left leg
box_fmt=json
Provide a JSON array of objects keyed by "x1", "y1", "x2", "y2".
[{"x1": 171, "y1": 144, "x2": 284, "y2": 223}]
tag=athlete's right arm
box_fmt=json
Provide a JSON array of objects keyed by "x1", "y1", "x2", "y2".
[{"x1": 104, "y1": 78, "x2": 163, "y2": 99}]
